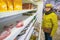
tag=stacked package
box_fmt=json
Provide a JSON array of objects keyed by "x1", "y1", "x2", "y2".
[
  {"x1": 0, "y1": 0, "x2": 7, "y2": 12},
  {"x1": 3, "y1": 0, "x2": 13, "y2": 11},
  {"x1": 0, "y1": 0, "x2": 22, "y2": 12},
  {"x1": 13, "y1": 0, "x2": 22, "y2": 10}
]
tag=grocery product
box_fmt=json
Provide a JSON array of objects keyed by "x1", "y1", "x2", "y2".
[
  {"x1": 13, "y1": 0, "x2": 22, "y2": 10},
  {"x1": 0, "y1": 30, "x2": 10, "y2": 40},
  {"x1": 0, "y1": 0, "x2": 7, "y2": 12},
  {"x1": 23, "y1": 13, "x2": 33, "y2": 16},
  {"x1": 16, "y1": 21, "x2": 23, "y2": 28},
  {"x1": 30, "y1": 34, "x2": 36, "y2": 40},
  {"x1": 3, "y1": 0, "x2": 13, "y2": 11},
  {"x1": 22, "y1": 3, "x2": 33, "y2": 10},
  {"x1": 0, "y1": 25, "x2": 11, "y2": 40},
  {"x1": 7, "y1": 0, "x2": 13, "y2": 11},
  {"x1": 9, "y1": 24, "x2": 14, "y2": 29}
]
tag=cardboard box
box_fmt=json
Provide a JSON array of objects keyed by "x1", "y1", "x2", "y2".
[{"x1": 22, "y1": 3, "x2": 33, "y2": 10}]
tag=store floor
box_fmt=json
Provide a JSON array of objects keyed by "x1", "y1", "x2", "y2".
[{"x1": 40, "y1": 20, "x2": 60, "y2": 40}]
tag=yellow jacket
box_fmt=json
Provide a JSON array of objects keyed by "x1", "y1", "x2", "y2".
[{"x1": 42, "y1": 12, "x2": 58, "y2": 37}]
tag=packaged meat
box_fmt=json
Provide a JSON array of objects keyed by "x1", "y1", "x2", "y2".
[
  {"x1": 9, "y1": 24, "x2": 14, "y2": 29},
  {"x1": 16, "y1": 21, "x2": 23, "y2": 28},
  {"x1": 0, "y1": 30, "x2": 11, "y2": 40},
  {"x1": 4, "y1": 26, "x2": 11, "y2": 31}
]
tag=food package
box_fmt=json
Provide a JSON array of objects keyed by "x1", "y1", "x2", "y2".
[
  {"x1": 0, "y1": 24, "x2": 13, "y2": 39},
  {"x1": 0, "y1": 30, "x2": 10, "y2": 40},
  {"x1": 16, "y1": 21, "x2": 23, "y2": 28},
  {"x1": 30, "y1": 34, "x2": 36, "y2": 40},
  {"x1": 3, "y1": 0, "x2": 13, "y2": 11},
  {"x1": 0, "y1": 0, "x2": 7, "y2": 12},
  {"x1": 13, "y1": 0, "x2": 22, "y2": 10},
  {"x1": 22, "y1": 3, "x2": 33, "y2": 10},
  {"x1": 7, "y1": 0, "x2": 13, "y2": 11},
  {"x1": 0, "y1": 26, "x2": 11, "y2": 40}
]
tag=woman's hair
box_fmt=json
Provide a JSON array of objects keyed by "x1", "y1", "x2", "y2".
[{"x1": 43, "y1": 8, "x2": 55, "y2": 15}]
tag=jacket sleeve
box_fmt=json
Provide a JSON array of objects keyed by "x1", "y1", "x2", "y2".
[{"x1": 50, "y1": 13, "x2": 58, "y2": 37}]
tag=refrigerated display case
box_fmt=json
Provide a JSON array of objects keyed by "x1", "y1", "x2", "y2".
[
  {"x1": 0, "y1": 0, "x2": 44, "y2": 40},
  {"x1": 0, "y1": 9, "x2": 37, "y2": 40}
]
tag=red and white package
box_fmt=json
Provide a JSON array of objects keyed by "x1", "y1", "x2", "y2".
[
  {"x1": 0, "y1": 30, "x2": 11, "y2": 40},
  {"x1": 9, "y1": 24, "x2": 14, "y2": 29},
  {"x1": 16, "y1": 21, "x2": 23, "y2": 28}
]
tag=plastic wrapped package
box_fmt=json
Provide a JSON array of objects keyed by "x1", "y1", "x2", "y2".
[
  {"x1": 30, "y1": 32, "x2": 39, "y2": 40},
  {"x1": 30, "y1": 27, "x2": 39, "y2": 40},
  {"x1": 0, "y1": 29, "x2": 11, "y2": 40},
  {"x1": 7, "y1": 0, "x2": 13, "y2": 11},
  {"x1": 0, "y1": 26, "x2": 11, "y2": 40},
  {"x1": 0, "y1": 0, "x2": 7, "y2": 12},
  {"x1": 22, "y1": 3, "x2": 33, "y2": 10},
  {"x1": 16, "y1": 21, "x2": 23, "y2": 28},
  {"x1": 3, "y1": 0, "x2": 13, "y2": 11},
  {"x1": 13, "y1": 0, "x2": 22, "y2": 10}
]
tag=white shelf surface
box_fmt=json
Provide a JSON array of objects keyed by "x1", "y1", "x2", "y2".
[
  {"x1": 4, "y1": 14, "x2": 36, "y2": 40},
  {"x1": 18, "y1": 27, "x2": 34, "y2": 40},
  {"x1": 18, "y1": 19, "x2": 36, "y2": 40},
  {"x1": 0, "y1": 9, "x2": 36, "y2": 18},
  {"x1": 25, "y1": 27, "x2": 34, "y2": 40}
]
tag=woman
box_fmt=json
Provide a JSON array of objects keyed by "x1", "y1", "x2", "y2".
[{"x1": 42, "y1": 4, "x2": 58, "y2": 40}]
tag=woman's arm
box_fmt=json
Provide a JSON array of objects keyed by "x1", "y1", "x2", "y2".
[{"x1": 50, "y1": 13, "x2": 58, "y2": 37}]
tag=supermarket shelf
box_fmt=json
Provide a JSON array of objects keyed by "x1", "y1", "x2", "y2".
[
  {"x1": 25, "y1": 27, "x2": 34, "y2": 40},
  {"x1": 0, "y1": 9, "x2": 37, "y2": 18},
  {"x1": 18, "y1": 19, "x2": 36, "y2": 40},
  {"x1": 4, "y1": 14, "x2": 36, "y2": 40},
  {"x1": 18, "y1": 27, "x2": 34, "y2": 40}
]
